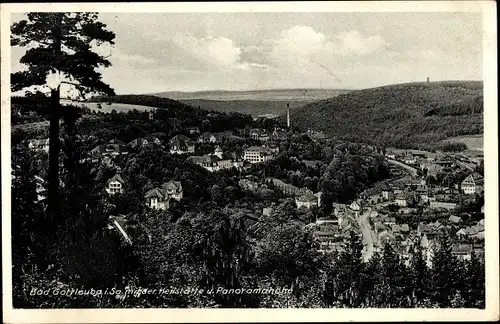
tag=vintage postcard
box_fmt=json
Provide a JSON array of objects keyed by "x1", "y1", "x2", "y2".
[{"x1": 1, "y1": 1, "x2": 498, "y2": 323}]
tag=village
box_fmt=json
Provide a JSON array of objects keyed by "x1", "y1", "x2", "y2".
[{"x1": 26, "y1": 107, "x2": 485, "y2": 268}]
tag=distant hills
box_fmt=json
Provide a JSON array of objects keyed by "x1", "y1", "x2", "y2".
[
  {"x1": 153, "y1": 88, "x2": 352, "y2": 101},
  {"x1": 289, "y1": 81, "x2": 483, "y2": 151},
  {"x1": 152, "y1": 89, "x2": 352, "y2": 117}
]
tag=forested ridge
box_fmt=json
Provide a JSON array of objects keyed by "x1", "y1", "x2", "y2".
[{"x1": 290, "y1": 81, "x2": 483, "y2": 150}]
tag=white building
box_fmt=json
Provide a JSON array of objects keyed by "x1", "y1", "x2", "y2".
[
  {"x1": 106, "y1": 173, "x2": 125, "y2": 195},
  {"x1": 144, "y1": 181, "x2": 183, "y2": 210},
  {"x1": 295, "y1": 192, "x2": 321, "y2": 209},
  {"x1": 187, "y1": 146, "x2": 243, "y2": 172},
  {"x1": 28, "y1": 138, "x2": 50, "y2": 153},
  {"x1": 243, "y1": 146, "x2": 275, "y2": 164},
  {"x1": 461, "y1": 173, "x2": 484, "y2": 195}
]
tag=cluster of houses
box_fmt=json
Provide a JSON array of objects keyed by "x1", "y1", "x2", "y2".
[
  {"x1": 307, "y1": 148, "x2": 485, "y2": 264},
  {"x1": 310, "y1": 197, "x2": 485, "y2": 265},
  {"x1": 104, "y1": 167, "x2": 184, "y2": 212}
]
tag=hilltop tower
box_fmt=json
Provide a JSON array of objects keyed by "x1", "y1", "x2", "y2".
[
  {"x1": 426, "y1": 77, "x2": 430, "y2": 84},
  {"x1": 286, "y1": 103, "x2": 290, "y2": 128}
]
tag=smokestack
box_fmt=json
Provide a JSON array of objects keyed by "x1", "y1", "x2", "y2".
[{"x1": 287, "y1": 103, "x2": 290, "y2": 128}]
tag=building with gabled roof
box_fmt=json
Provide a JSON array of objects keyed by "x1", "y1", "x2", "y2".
[
  {"x1": 91, "y1": 139, "x2": 129, "y2": 161},
  {"x1": 128, "y1": 136, "x2": 161, "y2": 149},
  {"x1": 28, "y1": 138, "x2": 50, "y2": 153},
  {"x1": 144, "y1": 188, "x2": 169, "y2": 210},
  {"x1": 106, "y1": 172, "x2": 125, "y2": 195},
  {"x1": 197, "y1": 132, "x2": 219, "y2": 144},
  {"x1": 144, "y1": 180, "x2": 183, "y2": 210},
  {"x1": 169, "y1": 134, "x2": 195, "y2": 154},
  {"x1": 295, "y1": 191, "x2": 321, "y2": 209},
  {"x1": 461, "y1": 172, "x2": 484, "y2": 195}
]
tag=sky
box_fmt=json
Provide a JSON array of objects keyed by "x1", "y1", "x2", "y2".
[{"x1": 10, "y1": 12, "x2": 483, "y2": 94}]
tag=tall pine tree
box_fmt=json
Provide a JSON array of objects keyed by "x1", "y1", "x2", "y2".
[{"x1": 11, "y1": 13, "x2": 116, "y2": 223}]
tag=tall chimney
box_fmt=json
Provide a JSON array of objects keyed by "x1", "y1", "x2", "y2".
[{"x1": 286, "y1": 103, "x2": 290, "y2": 128}]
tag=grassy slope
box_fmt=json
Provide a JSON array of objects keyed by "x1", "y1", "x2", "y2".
[{"x1": 290, "y1": 81, "x2": 483, "y2": 150}]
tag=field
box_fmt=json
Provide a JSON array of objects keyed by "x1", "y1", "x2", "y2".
[
  {"x1": 446, "y1": 134, "x2": 483, "y2": 151},
  {"x1": 62, "y1": 100, "x2": 155, "y2": 113}
]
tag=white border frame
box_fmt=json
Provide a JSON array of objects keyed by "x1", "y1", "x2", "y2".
[{"x1": 1, "y1": 2, "x2": 498, "y2": 322}]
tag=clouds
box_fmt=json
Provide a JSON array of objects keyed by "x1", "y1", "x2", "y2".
[
  {"x1": 10, "y1": 12, "x2": 482, "y2": 93},
  {"x1": 333, "y1": 30, "x2": 389, "y2": 56}
]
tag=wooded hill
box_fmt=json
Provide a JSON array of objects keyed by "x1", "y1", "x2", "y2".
[{"x1": 289, "y1": 81, "x2": 483, "y2": 151}]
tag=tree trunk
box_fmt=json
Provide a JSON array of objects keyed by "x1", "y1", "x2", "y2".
[
  {"x1": 47, "y1": 87, "x2": 61, "y2": 222},
  {"x1": 47, "y1": 15, "x2": 62, "y2": 224}
]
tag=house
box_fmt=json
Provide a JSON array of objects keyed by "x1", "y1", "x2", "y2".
[
  {"x1": 429, "y1": 201, "x2": 457, "y2": 210},
  {"x1": 262, "y1": 207, "x2": 273, "y2": 216},
  {"x1": 381, "y1": 188, "x2": 393, "y2": 201},
  {"x1": 162, "y1": 181, "x2": 183, "y2": 201},
  {"x1": 417, "y1": 222, "x2": 442, "y2": 237},
  {"x1": 316, "y1": 217, "x2": 339, "y2": 226},
  {"x1": 34, "y1": 175, "x2": 46, "y2": 202},
  {"x1": 197, "y1": 132, "x2": 219, "y2": 144},
  {"x1": 451, "y1": 243, "x2": 473, "y2": 261},
  {"x1": 243, "y1": 146, "x2": 275, "y2": 164},
  {"x1": 473, "y1": 243, "x2": 485, "y2": 260},
  {"x1": 144, "y1": 181, "x2": 183, "y2": 210},
  {"x1": 187, "y1": 146, "x2": 243, "y2": 172},
  {"x1": 295, "y1": 192, "x2": 320, "y2": 209},
  {"x1": 461, "y1": 173, "x2": 484, "y2": 195},
  {"x1": 106, "y1": 173, "x2": 125, "y2": 195},
  {"x1": 391, "y1": 224, "x2": 410, "y2": 234},
  {"x1": 403, "y1": 152, "x2": 417, "y2": 165},
  {"x1": 385, "y1": 151, "x2": 396, "y2": 159},
  {"x1": 448, "y1": 215, "x2": 462, "y2": 224},
  {"x1": 91, "y1": 139, "x2": 129, "y2": 160},
  {"x1": 380, "y1": 216, "x2": 396, "y2": 226},
  {"x1": 420, "y1": 160, "x2": 443, "y2": 177},
  {"x1": 249, "y1": 128, "x2": 270, "y2": 141},
  {"x1": 359, "y1": 187, "x2": 383, "y2": 204},
  {"x1": 213, "y1": 132, "x2": 231, "y2": 142},
  {"x1": 395, "y1": 194, "x2": 409, "y2": 207},
  {"x1": 144, "y1": 188, "x2": 169, "y2": 210},
  {"x1": 332, "y1": 203, "x2": 348, "y2": 218},
  {"x1": 128, "y1": 136, "x2": 161, "y2": 149},
  {"x1": 28, "y1": 138, "x2": 50, "y2": 153},
  {"x1": 416, "y1": 184, "x2": 429, "y2": 202},
  {"x1": 349, "y1": 201, "x2": 361, "y2": 211},
  {"x1": 187, "y1": 126, "x2": 200, "y2": 135},
  {"x1": 398, "y1": 207, "x2": 418, "y2": 215},
  {"x1": 169, "y1": 134, "x2": 195, "y2": 154}
]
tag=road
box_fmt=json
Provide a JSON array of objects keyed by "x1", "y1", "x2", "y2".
[
  {"x1": 356, "y1": 208, "x2": 378, "y2": 262},
  {"x1": 387, "y1": 159, "x2": 419, "y2": 177}
]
